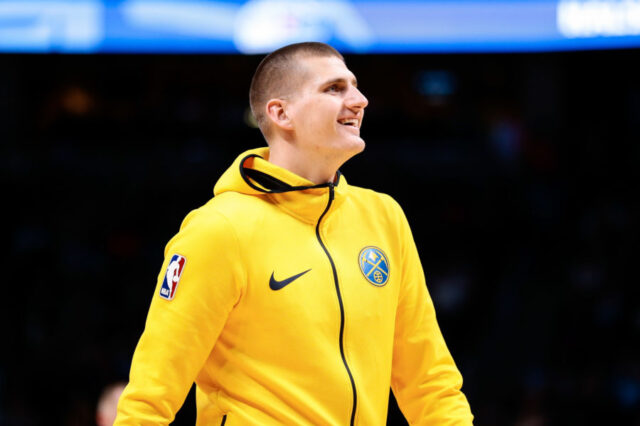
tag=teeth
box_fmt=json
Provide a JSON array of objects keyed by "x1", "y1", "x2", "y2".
[{"x1": 338, "y1": 118, "x2": 358, "y2": 127}]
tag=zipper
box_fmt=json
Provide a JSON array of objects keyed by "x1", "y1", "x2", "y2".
[{"x1": 315, "y1": 183, "x2": 357, "y2": 426}]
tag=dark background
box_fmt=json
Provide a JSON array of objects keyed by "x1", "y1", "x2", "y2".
[{"x1": 2, "y1": 49, "x2": 639, "y2": 425}]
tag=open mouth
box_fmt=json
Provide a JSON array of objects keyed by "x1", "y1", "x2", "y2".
[{"x1": 337, "y1": 118, "x2": 359, "y2": 128}]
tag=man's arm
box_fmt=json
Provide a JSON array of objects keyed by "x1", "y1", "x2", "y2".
[
  {"x1": 115, "y1": 208, "x2": 245, "y2": 425},
  {"x1": 390, "y1": 203, "x2": 473, "y2": 425}
]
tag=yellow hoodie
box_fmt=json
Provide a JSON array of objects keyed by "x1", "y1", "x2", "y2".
[{"x1": 115, "y1": 148, "x2": 473, "y2": 425}]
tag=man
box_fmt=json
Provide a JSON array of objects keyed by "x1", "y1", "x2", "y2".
[{"x1": 115, "y1": 42, "x2": 473, "y2": 425}]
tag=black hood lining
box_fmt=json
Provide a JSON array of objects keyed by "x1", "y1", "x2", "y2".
[{"x1": 239, "y1": 153, "x2": 341, "y2": 194}]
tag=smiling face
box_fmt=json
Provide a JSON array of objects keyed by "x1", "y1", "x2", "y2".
[{"x1": 284, "y1": 55, "x2": 369, "y2": 165}]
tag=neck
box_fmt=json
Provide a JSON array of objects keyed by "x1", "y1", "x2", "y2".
[{"x1": 267, "y1": 141, "x2": 339, "y2": 185}]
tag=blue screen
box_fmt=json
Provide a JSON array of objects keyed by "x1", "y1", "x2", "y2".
[{"x1": 1, "y1": 0, "x2": 639, "y2": 53}]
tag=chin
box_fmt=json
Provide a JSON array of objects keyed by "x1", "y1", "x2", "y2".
[
  {"x1": 326, "y1": 136, "x2": 366, "y2": 163},
  {"x1": 341, "y1": 138, "x2": 366, "y2": 162},
  {"x1": 351, "y1": 137, "x2": 366, "y2": 154}
]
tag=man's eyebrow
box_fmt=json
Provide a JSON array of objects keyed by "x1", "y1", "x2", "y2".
[{"x1": 321, "y1": 77, "x2": 358, "y2": 87}]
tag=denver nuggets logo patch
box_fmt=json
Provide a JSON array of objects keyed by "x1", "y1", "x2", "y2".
[
  {"x1": 160, "y1": 254, "x2": 186, "y2": 300},
  {"x1": 358, "y1": 246, "x2": 390, "y2": 287}
]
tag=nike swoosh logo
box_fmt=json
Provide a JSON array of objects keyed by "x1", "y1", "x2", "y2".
[{"x1": 269, "y1": 269, "x2": 311, "y2": 290}]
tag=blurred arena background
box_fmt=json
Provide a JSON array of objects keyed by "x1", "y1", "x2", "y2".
[{"x1": 1, "y1": 0, "x2": 639, "y2": 425}]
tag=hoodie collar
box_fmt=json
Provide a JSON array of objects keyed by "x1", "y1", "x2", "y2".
[{"x1": 214, "y1": 147, "x2": 349, "y2": 224}]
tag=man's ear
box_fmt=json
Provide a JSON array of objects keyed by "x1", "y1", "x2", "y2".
[{"x1": 265, "y1": 98, "x2": 294, "y2": 131}]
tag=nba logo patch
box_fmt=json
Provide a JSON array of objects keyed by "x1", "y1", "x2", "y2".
[
  {"x1": 359, "y1": 246, "x2": 390, "y2": 287},
  {"x1": 160, "y1": 254, "x2": 186, "y2": 300}
]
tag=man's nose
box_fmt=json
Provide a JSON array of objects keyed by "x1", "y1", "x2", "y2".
[{"x1": 347, "y1": 86, "x2": 368, "y2": 111}]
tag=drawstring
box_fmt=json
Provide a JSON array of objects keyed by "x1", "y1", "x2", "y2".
[{"x1": 239, "y1": 154, "x2": 340, "y2": 194}]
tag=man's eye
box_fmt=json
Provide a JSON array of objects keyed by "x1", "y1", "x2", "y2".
[{"x1": 326, "y1": 85, "x2": 341, "y2": 93}]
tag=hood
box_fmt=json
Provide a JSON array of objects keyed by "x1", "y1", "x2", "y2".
[{"x1": 213, "y1": 147, "x2": 349, "y2": 224}]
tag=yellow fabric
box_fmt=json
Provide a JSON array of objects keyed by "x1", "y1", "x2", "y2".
[{"x1": 115, "y1": 147, "x2": 473, "y2": 425}]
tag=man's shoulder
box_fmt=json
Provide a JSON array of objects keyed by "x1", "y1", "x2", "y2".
[
  {"x1": 172, "y1": 193, "x2": 243, "y2": 233},
  {"x1": 346, "y1": 183, "x2": 408, "y2": 226},
  {"x1": 185, "y1": 192, "x2": 260, "y2": 226},
  {"x1": 347, "y1": 184, "x2": 402, "y2": 211}
]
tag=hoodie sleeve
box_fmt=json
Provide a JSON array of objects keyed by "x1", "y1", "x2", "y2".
[
  {"x1": 389, "y1": 202, "x2": 473, "y2": 425},
  {"x1": 115, "y1": 208, "x2": 245, "y2": 425}
]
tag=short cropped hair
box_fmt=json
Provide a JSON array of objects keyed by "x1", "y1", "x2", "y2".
[{"x1": 249, "y1": 42, "x2": 344, "y2": 137}]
